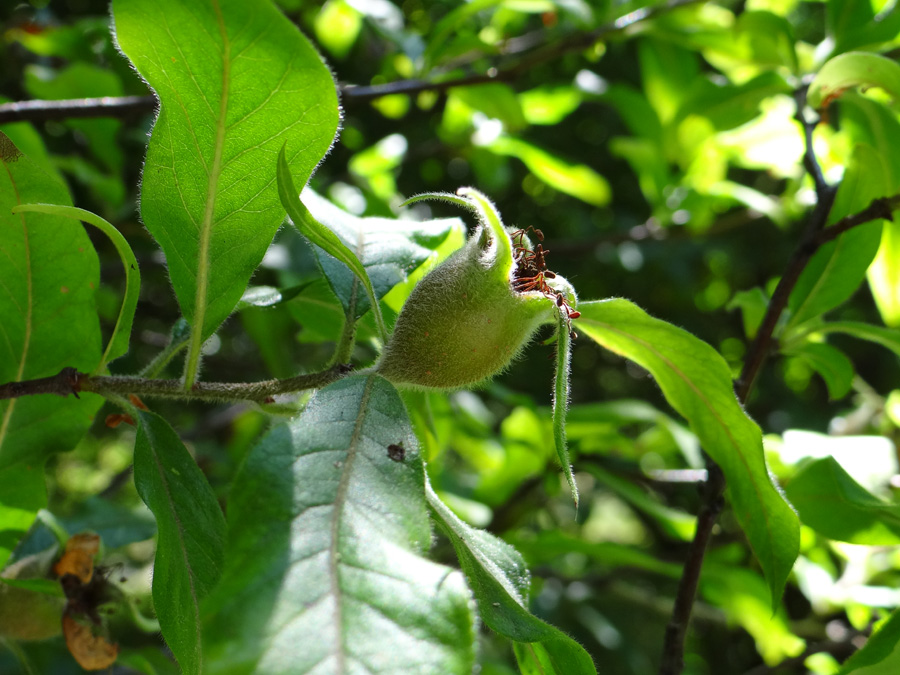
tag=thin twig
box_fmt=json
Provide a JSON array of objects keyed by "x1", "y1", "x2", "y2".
[
  {"x1": 0, "y1": 365, "x2": 348, "y2": 404},
  {"x1": 0, "y1": 0, "x2": 704, "y2": 125},
  {"x1": 657, "y1": 89, "x2": 898, "y2": 675}
]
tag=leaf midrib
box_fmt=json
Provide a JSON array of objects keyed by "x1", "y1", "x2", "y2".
[
  {"x1": 0, "y1": 161, "x2": 32, "y2": 450},
  {"x1": 328, "y1": 375, "x2": 376, "y2": 674},
  {"x1": 184, "y1": 0, "x2": 231, "y2": 388}
]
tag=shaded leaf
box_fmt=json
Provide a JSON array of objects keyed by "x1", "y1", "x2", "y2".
[
  {"x1": 784, "y1": 341, "x2": 854, "y2": 400},
  {"x1": 277, "y1": 149, "x2": 388, "y2": 340},
  {"x1": 134, "y1": 411, "x2": 226, "y2": 675},
  {"x1": 553, "y1": 314, "x2": 577, "y2": 505},
  {"x1": 113, "y1": 0, "x2": 340, "y2": 382},
  {"x1": 302, "y1": 188, "x2": 464, "y2": 320},
  {"x1": 426, "y1": 481, "x2": 596, "y2": 674},
  {"x1": 0, "y1": 132, "x2": 103, "y2": 471},
  {"x1": 202, "y1": 375, "x2": 477, "y2": 674},
  {"x1": 11, "y1": 204, "x2": 140, "y2": 370},
  {"x1": 577, "y1": 299, "x2": 799, "y2": 606},
  {"x1": 786, "y1": 456, "x2": 900, "y2": 545}
]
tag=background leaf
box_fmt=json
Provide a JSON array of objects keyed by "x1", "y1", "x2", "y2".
[
  {"x1": 112, "y1": 0, "x2": 340, "y2": 381},
  {"x1": 0, "y1": 464, "x2": 46, "y2": 570},
  {"x1": 577, "y1": 299, "x2": 799, "y2": 605},
  {"x1": 202, "y1": 375, "x2": 477, "y2": 674},
  {"x1": 134, "y1": 410, "x2": 226, "y2": 675},
  {"x1": 0, "y1": 132, "x2": 103, "y2": 471},
  {"x1": 786, "y1": 456, "x2": 900, "y2": 545},
  {"x1": 808, "y1": 52, "x2": 900, "y2": 108},
  {"x1": 427, "y1": 481, "x2": 597, "y2": 674}
]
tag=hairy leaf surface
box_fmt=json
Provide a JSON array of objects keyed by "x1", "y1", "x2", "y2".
[
  {"x1": 113, "y1": 0, "x2": 340, "y2": 382},
  {"x1": 203, "y1": 375, "x2": 477, "y2": 674}
]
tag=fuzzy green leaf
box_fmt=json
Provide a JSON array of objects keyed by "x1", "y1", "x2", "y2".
[
  {"x1": 202, "y1": 375, "x2": 477, "y2": 674},
  {"x1": 577, "y1": 298, "x2": 799, "y2": 606},
  {"x1": 112, "y1": 0, "x2": 340, "y2": 385},
  {"x1": 134, "y1": 410, "x2": 226, "y2": 675},
  {"x1": 427, "y1": 481, "x2": 596, "y2": 674},
  {"x1": 0, "y1": 132, "x2": 103, "y2": 471}
]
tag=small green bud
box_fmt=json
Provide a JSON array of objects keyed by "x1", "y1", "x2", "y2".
[{"x1": 378, "y1": 188, "x2": 576, "y2": 390}]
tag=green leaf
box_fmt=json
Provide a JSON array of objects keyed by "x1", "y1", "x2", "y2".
[
  {"x1": 519, "y1": 85, "x2": 583, "y2": 126},
  {"x1": 0, "y1": 132, "x2": 103, "y2": 471},
  {"x1": 677, "y1": 71, "x2": 792, "y2": 132},
  {"x1": 426, "y1": 481, "x2": 596, "y2": 674},
  {"x1": 838, "y1": 606, "x2": 900, "y2": 674},
  {"x1": 728, "y1": 287, "x2": 769, "y2": 339},
  {"x1": 785, "y1": 456, "x2": 900, "y2": 545},
  {"x1": 134, "y1": 410, "x2": 226, "y2": 675},
  {"x1": 11, "y1": 204, "x2": 140, "y2": 371},
  {"x1": 489, "y1": 136, "x2": 611, "y2": 206},
  {"x1": 553, "y1": 314, "x2": 577, "y2": 506},
  {"x1": 809, "y1": 52, "x2": 900, "y2": 109},
  {"x1": 0, "y1": 464, "x2": 46, "y2": 571},
  {"x1": 784, "y1": 341, "x2": 854, "y2": 400},
  {"x1": 788, "y1": 144, "x2": 887, "y2": 329},
  {"x1": 202, "y1": 375, "x2": 477, "y2": 674},
  {"x1": 112, "y1": 0, "x2": 340, "y2": 386},
  {"x1": 577, "y1": 299, "x2": 799, "y2": 606},
  {"x1": 812, "y1": 321, "x2": 900, "y2": 359},
  {"x1": 276, "y1": 149, "x2": 388, "y2": 340},
  {"x1": 302, "y1": 188, "x2": 464, "y2": 320},
  {"x1": 453, "y1": 83, "x2": 528, "y2": 132}
]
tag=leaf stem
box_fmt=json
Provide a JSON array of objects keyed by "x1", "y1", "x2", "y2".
[{"x1": 0, "y1": 366, "x2": 345, "y2": 404}]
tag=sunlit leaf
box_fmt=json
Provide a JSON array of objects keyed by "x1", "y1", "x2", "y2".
[
  {"x1": 809, "y1": 52, "x2": 900, "y2": 108},
  {"x1": 490, "y1": 136, "x2": 611, "y2": 206},
  {"x1": 838, "y1": 606, "x2": 900, "y2": 674},
  {"x1": 113, "y1": 0, "x2": 340, "y2": 384},
  {"x1": 577, "y1": 298, "x2": 799, "y2": 605}
]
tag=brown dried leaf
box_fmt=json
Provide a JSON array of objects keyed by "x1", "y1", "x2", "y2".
[
  {"x1": 62, "y1": 614, "x2": 118, "y2": 670},
  {"x1": 53, "y1": 533, "x2": 100, "y2": 583}
]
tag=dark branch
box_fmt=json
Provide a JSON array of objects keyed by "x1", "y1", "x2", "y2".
[
  {"x1": 0, "y1": 0, "x2": 704, "y2": 125},
  {"x1": 0, "y1": 95, "x2": 157, "y2": 124}
]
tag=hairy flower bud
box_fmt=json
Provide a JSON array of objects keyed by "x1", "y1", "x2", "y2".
[{"x1": 378, "y1": 188, "x2": 576, "y2": 390}]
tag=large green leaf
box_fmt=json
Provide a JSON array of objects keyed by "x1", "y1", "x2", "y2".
[
  {"x1": 787, "y1": 144, "x2": 886, "y2": 329},
  {"x1": 786, "y1": 456, "x2": 900, "y2": 545},
  {"x1": 0, "y1": 132, "x2": 103, "y2": 470},
  {"x1": 577, "y1": 299, "x2": 799, "y2": 605},
  {"x1": 113, "y1": 0, "x2": 340, "y2": 385},
  {"x1": 202, "y1": 375, "x2": 477, "y2": 674},
  {"x1": 426, "y1": 481, "x2": 596, "y2": 674},
  {"x1": 134, "y1": 410, "x2": 226, "y2": 675},
  {"x1": 302, "y1": 188, "x2": 465, "y2": 320}
]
